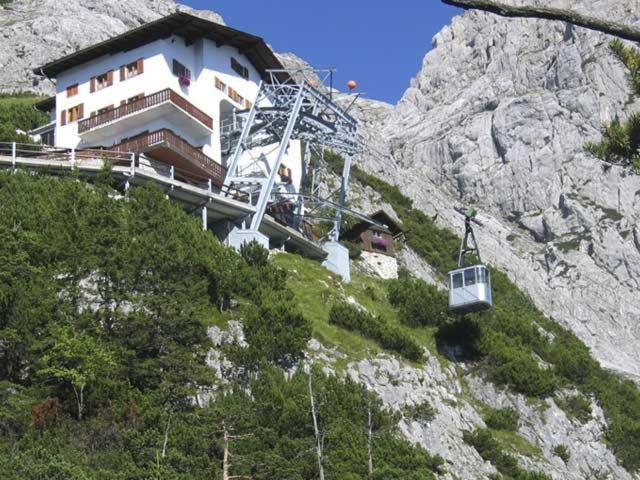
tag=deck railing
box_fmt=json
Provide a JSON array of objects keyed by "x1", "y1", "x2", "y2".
[
  {"x1": 0, "y1": 141, "x2": 228, "y2": 190},
  {"x1": 0, "y1": 142, "x2": 132, "y2": 164},
  {"x1": 78, "y1": 88, "x2": 213, "y2": 133},
  {"x1": 109, "y1": 129, "x2": 227, "y2": 187}
]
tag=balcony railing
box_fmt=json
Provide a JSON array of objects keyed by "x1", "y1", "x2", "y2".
[
  {"x1": 109, "y1": 129, "x2": 226, "y2": 187},
  {"x1": 78, "y1": 88, "x2": 213, "y2": 134}
]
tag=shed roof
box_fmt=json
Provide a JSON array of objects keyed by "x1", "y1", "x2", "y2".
[
  {"x1": 342, "y1": 209, "x2": 404, "y2": 240},
  {"x1": 33, "y1": 12, "x2": 286, "y2": 83}
]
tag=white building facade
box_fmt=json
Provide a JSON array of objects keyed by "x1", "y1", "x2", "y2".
[{"x1": 36, "y1": 12, "x2": 302, "y2": 191}]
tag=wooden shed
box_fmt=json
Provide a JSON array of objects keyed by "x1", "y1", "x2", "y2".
[{"x1": 342, "y1": 210, "x2": 403, "y2": 257}]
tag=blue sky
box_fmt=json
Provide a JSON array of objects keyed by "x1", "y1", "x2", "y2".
[{"x1": 183, "y1": 1, "x2": 461, "y2": 104}]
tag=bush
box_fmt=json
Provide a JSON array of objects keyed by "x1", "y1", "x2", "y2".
[
  {"x1": 485, "y1": 407, "x2": 519, "y2": 431},
  {"x1": 328, "y1": 302, "x2": 423, "y2": 361},
  {"x1": 240, "y1": 239, "x2": 269, "y2": 267},
  {"x1": 0, "y1": 94, "x2": 48, "y2": 142},
  {"x1": 553, "y1": 444, "x2": 571, "y2": 464},
  {"x1": 463, "y1": 429, "x2": 550, "y2": 480},
  {"x1": 404, "y1": 401, "x2": 436, "y2": 425},
  {"x1": 340, "y1": 240, "x2": 362, "y2": 259},
  {"x1": 481, "y1": 331, "x2": 556, "y2": 397},
  {"x1": 387, "y1": 277, "x2": 449, "y2": 328},
  {"x1": 556, "y1": 394, "x2": 592, "y2": 423},
  {"x1": 239, "y1": 289, "x2": 312, "y2": 368}
]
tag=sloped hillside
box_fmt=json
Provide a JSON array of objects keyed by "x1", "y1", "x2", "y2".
[
  {"x1": 1, "y1": 164, "x2": 640, "y2": 479},
  {"x1": 0, "y1": 170, "x2": 446, "y2": 479}
]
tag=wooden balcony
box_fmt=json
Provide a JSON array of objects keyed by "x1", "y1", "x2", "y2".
[
  {"x1": 109, "y1": 129, "x2": 226, "y2": 187},
  {"x1": 78, "y1": 88, "x2": 213, "y2": 135}
]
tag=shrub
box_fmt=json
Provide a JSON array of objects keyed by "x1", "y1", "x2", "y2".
[
  {"x1": 387, "y1": 277, "x2": 449, "y2": 328},
  {"x1": 556, "y1": 394, "x2": 592, "y2": 423},
  {"x1": 547, "y1": 331, "x2": 597, "y2": 386},
  {"x1": 404, "y1": 401, "x2": 436, "y2": 425},
  {"x1": 240, "y1": 289, "x2": 312, "y2": 368},
  {"x1": 480, "y1": 331, "x2": 556, "y2": 397},
  {"x1": 463, "y1": 429, "x2": 550, "y2": 480},
  {"x1": 553, "y1": 444, "x2": 571, "y2": 464},
  {"x1": 328, "y1": 302, "x2": 423, "y2": 361},
  {"x1": 0, "y1": 94, "x2": 49, "y2": 143},
  {"x1": 485, "y1": 407, "x2": 519, "y2": 431},
  {"x1": 341, "y1": 240, "x2": 362, "y2": 259},
  {"x1": 240, "y1": 239, "x2": 269, "y2": 267}
]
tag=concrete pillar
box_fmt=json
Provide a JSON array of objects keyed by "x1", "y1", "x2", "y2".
[
  {"x1": 226, "y1": 228, "x2": 269, "y2": 252},
  {"x1": 202, "y1": 206, "x2": 208, "y2": 231},
  {"x1": 322, "y1": 241, "x2": 350, "y2": 283}
]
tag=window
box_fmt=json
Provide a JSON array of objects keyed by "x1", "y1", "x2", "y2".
[
  {"x1": 66, "y1": 104, "x2": 84, "y2": 123},
  {"x1": 125, "y1": 59, "x2": 143, "y2": 79},
  {"x1": 172, "y1": 59, "x2": 191, "y2": 79},
  {"x1": 215, "y1": 77, "x2": 227, "y2": 93},
  {"x1": 96, "y1": 106, "x2": 111, "y2": 116},
  {"x1": 231, "y1": 57, "x2": 249, "y2": 79},
  {"x1": 127, "y1": 94, "x2": 143, "y2": 104},
  {"x1": 120, "y1": 59, "x2": 144, "y2": 81},
  {"x1": 452, "y1": 273, "x2": 463, "y2": 289},
  {"x1": 372, "y1": 230, "x2": 383, "y2": 238},
  {"x1": 90, "y1": 70, "x2": 113, "y2": 92},
  {"x1": 66, "y1": 84, "x2": 78, "y2": 97},
  {"x1": 477, "y1": 267, "x2": 490, "y2": 284},
  {"x1": 96, "y1": 72, "x2": 109, "y2": 90},
  {"x1": 464, "y1": 268, "x2": 476, "y2": 286},
  {"x1": 227, "y1": 87, "x2": 244, "y2": 105},
  {"x1": 244, "y1": 99, "x2": 253, "y2": 110}
]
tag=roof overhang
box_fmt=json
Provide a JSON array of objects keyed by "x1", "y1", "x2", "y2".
[
  {"x1": 34, "y1": 12, "x2": 288, "y2": 83},
  {"x1": 33, "y1": 95, "x2": 55, "y2": 113}
]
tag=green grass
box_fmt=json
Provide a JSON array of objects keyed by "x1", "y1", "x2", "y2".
[
  {"x1": 491, "y1": 429, "x2": 544, "y2": 459},
  {"x1": 271, "y1": 252, "x2": 444, "y2": 368},
  {"x1": 272, "y1": 252, "x2": 383, "y2": 361}
]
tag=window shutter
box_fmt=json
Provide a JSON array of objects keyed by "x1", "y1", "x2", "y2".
[
  {"x1": 120, "y1": 65, "x2": 125, "y2": 81},
  {"x1": 137, "y1": 58, "x2": 144, "y2": 74},
  {"x1": 107, "y1": 70, "x2": 113, "y2": 86},
  {"x1": 61, "y1": 110, "x2": 67, "y2": 126},
  {"x1": 90, "y1": 77, "x2": 96, "y2": 93},
  {"x1": 120, "y1": 100, "x2": 126, "y2": 107},
  {"x1": 78, "y1": 103, "x2": 84, "y2": 119}
]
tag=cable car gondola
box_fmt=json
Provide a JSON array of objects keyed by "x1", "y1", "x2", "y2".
[{"x1": 448, "y1": 208, "x2": 492, "y2": 313}]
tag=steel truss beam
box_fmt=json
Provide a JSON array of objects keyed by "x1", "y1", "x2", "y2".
[{"x1": 222, "y1": 68, "x2": 359, "y2": 243}]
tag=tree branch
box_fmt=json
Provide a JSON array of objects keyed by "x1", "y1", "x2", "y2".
[{"x1": 442, "y1": 0, "x2": 640, "y2": 42}]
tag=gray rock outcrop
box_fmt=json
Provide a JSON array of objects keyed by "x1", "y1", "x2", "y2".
[{"x1": 354, "y1": 0, "x2": 640, "y2": 379}]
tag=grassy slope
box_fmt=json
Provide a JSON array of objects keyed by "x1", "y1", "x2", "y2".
[{"x1": 272, "y1": 252, "x2": 442, "y2": 367}]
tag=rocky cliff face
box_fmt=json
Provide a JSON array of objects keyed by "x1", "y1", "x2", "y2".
[
  {"x1": 354, "y1": 0, "x2": 640, "y2": 379},
  {"x1": 0, "y1": 0, "x2": 223, "y2": 94}
]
